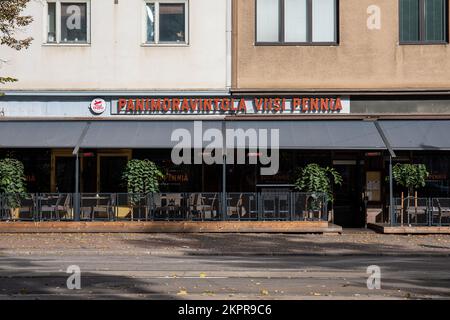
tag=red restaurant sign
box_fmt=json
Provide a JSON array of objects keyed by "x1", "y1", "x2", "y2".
[{"x1": 113, "y1": 97, "x2": 350, "y2": 115}]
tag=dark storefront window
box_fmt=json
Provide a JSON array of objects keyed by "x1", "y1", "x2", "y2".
[
  {"x1": 414, "y1": 153, "x2": 450, "y2": 197},
  {"x1": 400, "y1": 0, "x2": 448, "y2": 43},
  {"x1": 0, "y1": 150, "x2": 51, "y2": 193}
]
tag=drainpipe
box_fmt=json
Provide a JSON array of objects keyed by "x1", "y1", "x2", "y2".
[
  {"x1": 222, "y1": 121, "x2": 227, "y2": 220},
  {"x1": 74, "y1": 152, "x2": 80, "y2": 221},
  {"x1": 225, "y1": 0, "x2": 232, "y2": 90}
]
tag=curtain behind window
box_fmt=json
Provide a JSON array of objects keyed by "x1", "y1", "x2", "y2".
[
  {"x1": 425, "y1": 0, "x2": 445, "y2": 41},
  {"x1": 400, "y1": 0, "x2": 420, "y2": 42}
]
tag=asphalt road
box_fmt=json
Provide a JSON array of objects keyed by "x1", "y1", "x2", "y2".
[{"x1": 1, "y1": 253, "x2": 449, "y2": 299}]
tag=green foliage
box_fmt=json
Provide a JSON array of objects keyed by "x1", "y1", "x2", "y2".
[
  {"x1": 294, "y1": 163, "x2": 343, "y2": 203},
  {"x1": 0, "y1": 0, "x2": 33, "y2": 50},
  {"x1": 1, "y1": 0, "x2": 33, "y2": 86},
  {"x1": 0, "y1": 77, "x2": 17, "y2": 85},
  {"x1": 0, "y1": 158, "x2": 27, "y2": 208},
  {"x1": 392, "y1": 163, "x2": 429, "y2": 194},
  {"x1": 122, "y1": 159, "x2": 164, "y2": 194}
]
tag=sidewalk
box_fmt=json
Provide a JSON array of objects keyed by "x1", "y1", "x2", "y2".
[{"x1": 1, "y1": 229, "x2": 449, "y2": 256}]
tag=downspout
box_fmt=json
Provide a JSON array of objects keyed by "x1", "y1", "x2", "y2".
[
  {"x1": 223, "y1": 0, "x2": 232, "y2": 219},
  {"x1": 225, "y1": 0, "x2": 232, "y2": 90}
]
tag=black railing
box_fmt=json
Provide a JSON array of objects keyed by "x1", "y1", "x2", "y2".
[
  {"x1": 390, "y1": 197, "x2": 450, "y2": 226},
  {"x1": 0, "y1": 192, "x2": 330, "y2": 222}
]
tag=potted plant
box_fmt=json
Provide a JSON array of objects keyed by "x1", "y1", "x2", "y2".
[
  {"x1": 121, "y1": 159, "x2": 164, "y2": 220},
  {"x1": 0, "y1": 158, "x2": 27, "y2": 219},
  {"x1": 392, "y1": 163, "x2": 429, "y2": 224},
  {"x1": 294, "y1": 163, "x2": 342, "y2": 221},
  {"x1": 392, "y1": 163, "x2": 429, "y2": 199}
]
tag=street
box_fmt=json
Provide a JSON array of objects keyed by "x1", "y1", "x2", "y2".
[{"x1": 0, "y1": 230, "x2": 449, "y2": 299}]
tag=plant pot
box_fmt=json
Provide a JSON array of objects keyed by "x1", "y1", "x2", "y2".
[
  {"x1": 10, "y1": 208, "x2": 19, "y2": 220},
  {"x1": 117, "y1": 206, "x2": 132, "y2": 219}
]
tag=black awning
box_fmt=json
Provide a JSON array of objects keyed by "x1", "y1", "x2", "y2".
[
  {"x1": 379, "y1": 120, "x2": 450, "y2": 150},
  {"x1": 1, "y1": 119, "x2": 449, "y2": 151},
  {"x1": 225, "y1": 120, "x2": 386, "y2": 149},
  {"x1": 79, "y1": 121, "x2": 223, "y2": 149},
  {"x1": 0, "y1": 121, "x2": 87, "y2": 148}
]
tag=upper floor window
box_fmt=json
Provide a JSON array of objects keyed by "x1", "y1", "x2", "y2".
[
  {"x1": 400, "y1": 0, "x2": 448, "y2": 44},
  {"x1": 46, "y1": 1, "x2": 90, "y2": 44},
  {"x1": 145, "y1": 1, "x2": 188, "y2": 45},
  {"x1": 256, "y1": 0, "x2": 338, "y2": 45}
]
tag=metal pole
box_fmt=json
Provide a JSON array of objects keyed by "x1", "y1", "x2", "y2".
[
  {"x1": 389, "y1": 155, "x2": 394, "y2": 226},
  {"x1": 72, "y1": 122, "x2": 90, "y2": 222},
  {"x1": 373, "y1": 121, "x2": 396, "y2": 227},
  {"x1": 222, "y1": 121, "x2": 227, "y2": 221},
  {"x1": 74, "y1": 152, "x2": 80, "y2": 221}
]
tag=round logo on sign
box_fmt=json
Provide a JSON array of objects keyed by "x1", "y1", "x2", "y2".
[{"x1": 90, "y1": 98, "x2": 107, "y2": 115}]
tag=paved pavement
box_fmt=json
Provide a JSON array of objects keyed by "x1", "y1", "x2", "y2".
[{"x1": 0, "y1": 230, "x2": 449, "y2": 299}]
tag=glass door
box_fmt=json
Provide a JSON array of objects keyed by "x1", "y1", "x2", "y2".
[
  {"x1": 97, "y1": 151, "x2": 131, "y2": 193},
  {"x1": 333, "y1": 160, "x2": 364, "y2": 228},
  {"x1": 51, "y1": 150, "x2": 75, "y2": 193}
]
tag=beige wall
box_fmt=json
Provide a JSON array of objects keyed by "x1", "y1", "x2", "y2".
[
  {"x1": 0, "y1": 0, "x2": 228, "y2": 91},
  {"x1": 233, "y1": 0, "x2": 450, "y2": 91}
]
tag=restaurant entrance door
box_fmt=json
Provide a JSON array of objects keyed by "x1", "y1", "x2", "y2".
[
  {"x1": 51, "y1": 149, "x2": 131, "y2": 193},
  {"x1": 52, "y1": 152, "x2": 75, "y2": 193},
  {"x1": 333, "y1": 160, "x2": 365, "y2": 228},
  {"x1": 98, "y1": 151, "x2": 131, "y2": 193}
]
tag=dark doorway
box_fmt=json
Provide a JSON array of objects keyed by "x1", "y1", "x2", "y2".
[
  {"x1": 55, "y1": 156, "x2": 75, "y2": 193},
  {"x1": 333, "y1": 161, "x2": 365, "y2": 227},
  {"x1": 99, "y1": 155, "x2": 128, "y2": 193}
]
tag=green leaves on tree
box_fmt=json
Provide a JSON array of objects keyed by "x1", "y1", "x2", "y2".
[
  {"x1": 122, "y1": 159, "x2": 164, "y2": 194},
  {"x1": 0, "y1": 158, "x2": 27, "y2": 208},
  {"x1": 392, "y1": 163, "x2": 429, "y2": 196},
  {"x1": 294, "y1": 163, "x2": 343, "y2": 203}
]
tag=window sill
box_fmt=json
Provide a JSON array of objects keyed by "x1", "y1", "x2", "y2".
[
  {"x1": 399, "y1": 41, "x2": 448, "y2": 46},
  {"x1": 255, "y1": 42, "x2": 339, "y2": 47},
  {"x1": 42, "y1": 42, "x2": 91, "y2": 47},
  {"x1": 141, "y1": 43, "x2": 189, "y2": 47}
]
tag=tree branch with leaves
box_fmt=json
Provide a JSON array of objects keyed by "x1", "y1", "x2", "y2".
[
  {"x1": 392, "y1": 163, "x2": 429, "y2": 198},
  {"x1": 0, "y1": 0, "x2": 33, "y2": 84},
  {"x1": 294, "y1": 163, "x2": 343, "y2": 203}
]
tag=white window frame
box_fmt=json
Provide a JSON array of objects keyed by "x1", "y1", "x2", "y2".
[
  {"x1": 142, "y1": 0, "x2": 189, "y2": 46},
  {"x1": 43, "y1": 0, "x2": 91, "y2": 45}
]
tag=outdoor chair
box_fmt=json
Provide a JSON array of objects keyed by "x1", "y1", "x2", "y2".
[
  {"x1": 188, "y1": 193, "x2": 202, "y2": 220},
  {"x1": 435, "y1": 199, "x2": 450, "y2": 226},
  {"x1": 130, "y1": 195, "x2": 149, "y2": 221},
  {"x1": 166, "y1": 194, "x2": 184, "y2": 220},
  {"x1": 201, "y1": 193, "x2": 218, "y2": 220},
  {"x1": 402, "y1": 197, "x2": 428, "y2": 225},
  {"x1": 40, "y1": 194, "x2": 62, "y2": 221},
  {"x1": 405, "y1": 206, "x2": 428, "y2": 224},
  {"x1": 261, "y1": 194, "x2": 276, "y2": 220},
  {"x1": 18, "y1": 195, "x2": 36, "y2": 221},
  {"x1": 0, "y1": 195, "x2": 10, "y2": 220},
  {"x1": 152, "y1": 193, "x2": 165, "y2": 220},
  {"x1": 304, "y1": 195, "x2": 321, "y2": 221},
  {"x1": 278, "y1": 193, "x2": 290, "y2": 220},
  {"x1": 53, "y1": 194, "x2": 73, "y2": 220},
  {"x1": 92, "y1": 195, "x2": 114, "y2": 221},
  {"x1": 239, "y1": 196, "x2": 252, "y2": 219},
  {"x1": 227, "y1": 194, "x2": 243, "y2": 219}
]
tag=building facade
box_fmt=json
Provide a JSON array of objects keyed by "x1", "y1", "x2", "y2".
[
  {"x1": 231, "y1": 0, "x2": 450, "y2": 227},
  {"x1": 0, "y1": 0, "x2": 233, "y2": 197},
  {"x1": 1, "y1": 0, "x2": 450, "y2": 227}
]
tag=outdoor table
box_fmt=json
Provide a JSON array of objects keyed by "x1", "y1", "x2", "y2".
[{"x1": 80, "y1": 196, "x2": 111, "y2": 220}]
